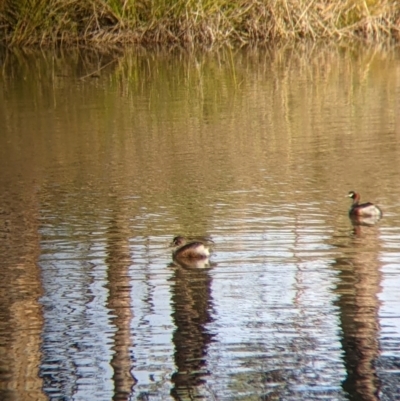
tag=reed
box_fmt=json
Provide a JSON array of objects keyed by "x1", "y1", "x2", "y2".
[{"x1": 0, "y1": 0, "x2": 399, "y2": 47}]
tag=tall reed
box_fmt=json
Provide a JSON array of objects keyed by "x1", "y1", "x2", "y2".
[{"x1": 0, "y1": 0, "x2": 399, "y2": 47}]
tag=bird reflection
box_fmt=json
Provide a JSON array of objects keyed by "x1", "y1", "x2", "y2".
[
  {"x1": 168, "y1": 262, "x2": 215, "y2": 400},
  {"x1": 172, "y1": 257, "x2": 212, "y2": 270},
  {"x1": 350, "y1": 214, "x2": 382, "y2": 228},
  {"x1": 333, "y1": 220, "x2": 382, "y2": 400}
]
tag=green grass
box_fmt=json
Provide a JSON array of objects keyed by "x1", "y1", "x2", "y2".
[{"x1": 0, "y1": 0, "x2": 399, "y2": 47}]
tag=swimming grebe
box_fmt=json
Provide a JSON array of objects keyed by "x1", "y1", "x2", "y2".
[
  {"x1": 347, "y1": 191, "x2": 382, "y2": 218},
  {"x1": 170, "y1": 236, "x2": 211, "y2": 259}
]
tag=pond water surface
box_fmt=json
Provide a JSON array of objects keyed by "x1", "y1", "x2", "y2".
[{"x1": 1, "y1": 44, "x2": 400, "y2": 401}]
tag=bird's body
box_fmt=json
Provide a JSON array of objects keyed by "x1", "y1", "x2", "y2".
[
  {"x1": 348, "y1": 191, "x2": 382, "y2": 218},
  {"x1": 171, "y1": 236, "x2": 211, "y2": 260}
]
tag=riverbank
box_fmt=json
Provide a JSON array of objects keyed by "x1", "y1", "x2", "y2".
[{"x1": 1, "y1": 0, "x2": 399, "y2": 47}]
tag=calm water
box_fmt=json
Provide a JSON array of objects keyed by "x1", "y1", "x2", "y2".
[{"x1": 1, "y1": 44, "x2": 400, "y2": 401}]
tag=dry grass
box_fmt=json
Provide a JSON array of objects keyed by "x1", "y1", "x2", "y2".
[{"x1": 0, "y1": 0, "x2": 399, "y2": 47}]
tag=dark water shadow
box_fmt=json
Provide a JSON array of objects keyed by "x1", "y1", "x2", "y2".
[
  {"x1": 333, "y1": 221, "x2": 383, "y2": 401},
  {"x1": 0, "y1": 181, "x2": 46, "y2": 401},
  {"x1": 104, "y1": 215, "x2": 138, "y2": 400},
  {"x1": 168, "y1": 260, "x2": 215, "y2": 400}
]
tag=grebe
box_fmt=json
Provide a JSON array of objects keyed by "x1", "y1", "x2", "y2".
[
  {"x1": 347, "y1": 191, "x2": 382, "y2": 218},
  {"x1": 170, "y1": 236, "x2": 211, "y2": 259}
]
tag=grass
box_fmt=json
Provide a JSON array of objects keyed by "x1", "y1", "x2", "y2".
[{"x1": 0, "y1": 0, "x2": 399, "y2": 47}]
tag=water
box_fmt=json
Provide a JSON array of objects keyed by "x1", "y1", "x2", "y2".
[{"x1": 1, "y1": 44, "x2": 400, "y2": 401}]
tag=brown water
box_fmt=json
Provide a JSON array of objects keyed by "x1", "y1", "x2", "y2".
[{"x1": 1, "y1": 44, "x2": 400, "y2": 401}]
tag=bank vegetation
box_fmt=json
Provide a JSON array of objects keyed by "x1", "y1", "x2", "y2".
[{"x1": 0, "y1": 0, "x2": 399, "y2": 47}]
